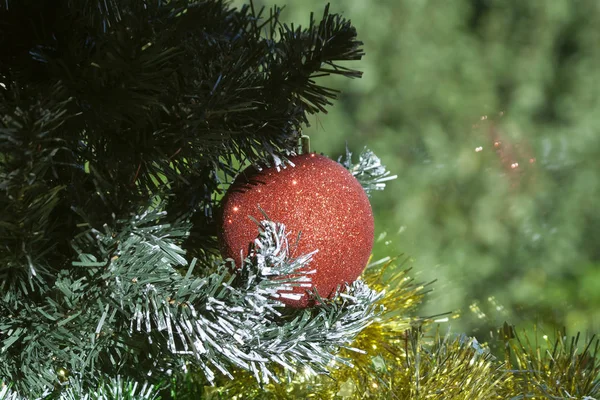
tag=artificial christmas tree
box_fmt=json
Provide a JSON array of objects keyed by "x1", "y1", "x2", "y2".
[{"x1": 1, "y1": 1, "x2": 599, "y2": 399}]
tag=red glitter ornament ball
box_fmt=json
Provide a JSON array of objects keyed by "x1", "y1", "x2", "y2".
[{"x1": 218, "y1": 153, "x2": 374, "y2": 308}]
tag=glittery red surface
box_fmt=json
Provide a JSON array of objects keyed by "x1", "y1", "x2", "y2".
[{"x1": 218, "y1": 153, "x2": 374, "y2": 308}]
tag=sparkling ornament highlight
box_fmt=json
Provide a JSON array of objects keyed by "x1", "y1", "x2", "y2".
[{"x1": 219, "y1": 153, "x2": 374, "y2": 307}]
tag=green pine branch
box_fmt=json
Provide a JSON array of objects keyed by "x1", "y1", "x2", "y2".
[
  {"x1": 1, "y1": 202, "x2": 383, "y2": 397},
  {"x1": 1, "y1": 376, "x2": 160, "y2": 400},
  {"x1": 0, "y1": 0, "x2": 365, "y2": 291},
  {"x1": 339, "y1": 147, "x2": 398, "y2": 196}
]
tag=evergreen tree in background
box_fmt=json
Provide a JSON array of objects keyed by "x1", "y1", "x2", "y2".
[
  {"x1": 276, "y1": 0, "x2": 600, "y2": 338},
  {"x1": 1, "y1": 1, "x2": 600, "y2": 398}
]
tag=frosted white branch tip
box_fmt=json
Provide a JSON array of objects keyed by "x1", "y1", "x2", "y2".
[{"x1": 339, "y1": 146, "x2": 398, "y2": 195}]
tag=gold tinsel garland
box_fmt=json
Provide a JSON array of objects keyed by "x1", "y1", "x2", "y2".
[{"x1": 195, "y1": 259, "x2": 600, "y2": 400}]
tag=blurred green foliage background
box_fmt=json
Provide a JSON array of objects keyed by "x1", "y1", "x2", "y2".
[{"x1": 235, "y1": 0, "x2": 600, "y2": 340}]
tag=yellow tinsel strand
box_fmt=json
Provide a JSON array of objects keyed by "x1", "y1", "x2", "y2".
[{"x1": 201, "y1": 259, "x2": 600, "y2": 400}]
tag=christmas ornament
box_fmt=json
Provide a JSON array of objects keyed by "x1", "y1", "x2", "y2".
[{"x1": 219, "y1": 153, "x2": 374, "y2": 308}]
